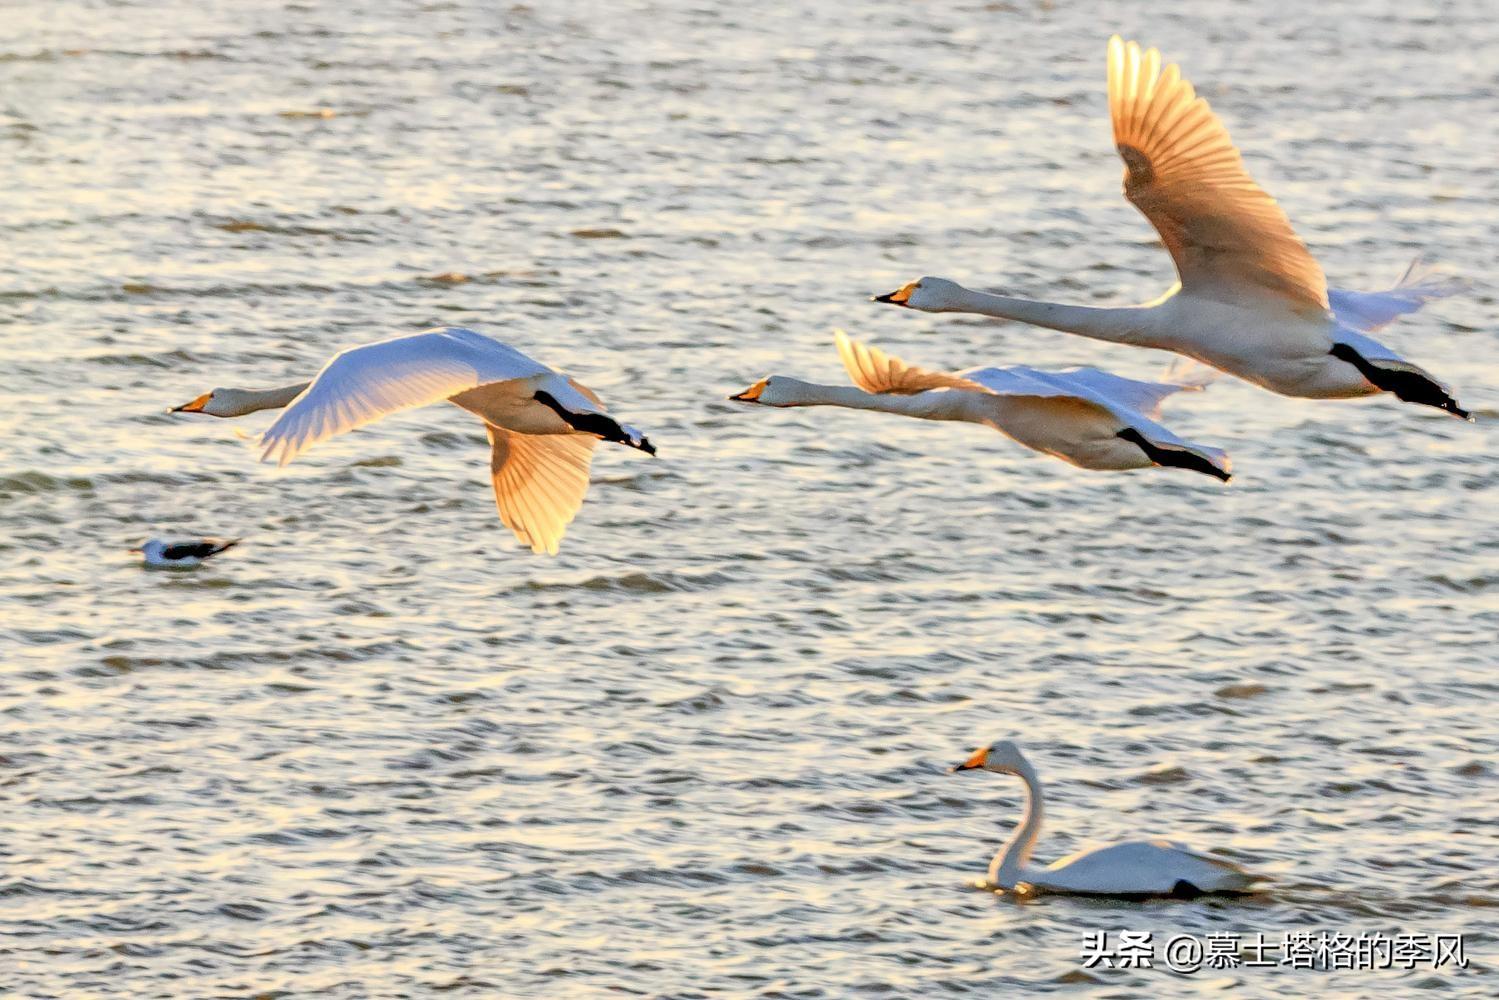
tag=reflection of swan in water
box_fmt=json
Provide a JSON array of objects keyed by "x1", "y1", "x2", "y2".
[
  {"x1": 876, "y1": 37, "x2": 1469, "y2": 420},
  {"x1": 731, "y1": 330, "x2": 1230, "y2": 481},
  {"x1": 172, "y1": 327, "x2": 655, "y2": 555},
  {"x1": 949, "y1": 740, "x2": 1263, "y2": 897}
]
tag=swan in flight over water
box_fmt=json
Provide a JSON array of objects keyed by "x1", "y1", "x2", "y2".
[
  {"x1": 950, "y1": 740, "x2": 1263, "y2": 897},
  {"x1": 131, "y1": 537, "x2": 239, "y2": 569},
  {"x1": 730, "y1": 330, "x2": 1231, "y2": 481},
  {"x1": 876, "y1": 36, "x2": 1471, "y2": 420},
  {"x1": 172, "y1": 327, "x2": 656, "y2": 555}
]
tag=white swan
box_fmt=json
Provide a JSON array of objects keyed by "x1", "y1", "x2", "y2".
[
  {"x1": 730, "y1": 331, "x2": 1231, "y2": 480},
  {"x1": 131, "y1": 537, "x2": 239, "y2": 569},
  {"x1": 950, "y1": 740, "x2": 1263, "y2": 897},
  {"x1": 876, "y1": 36, "x2": 1470, "y2": 420},
  {"x1": 172, "y1": 327, "x2": 656, "y2": 556}
]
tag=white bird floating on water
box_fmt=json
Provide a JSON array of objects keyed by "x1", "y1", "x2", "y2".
[
  {"x1": 950, "y1": 740, "x2": 1263, "y2": 898},
  {"x1": 132, "y1": 537, "x2": 239, "y2": 569},
  {"x1": 876, "y1": 36, "x2": 1470, "y2": 420},
  {"x1": 172, "y1": 327, "x2": 656, "y2": 556},
  {"x1": 731, "y1": 330, "x2": 1231, "y2": 481}
]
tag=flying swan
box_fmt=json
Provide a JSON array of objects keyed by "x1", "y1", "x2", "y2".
[
  {"x1": 876, "y1": 36, "x2": 1470, "y2": 420},
  {"x1": 131, "y1": 537, "x2": 240, "y2": 569},
  {"x1": 949, "y1": 740, "x2": 1263, "y2": 897},
  {"x1": 730, "y1": 330, "x2": 1231, "y2": 481},
  {"x1": 172, "y1": 327, "x2": 656, "y2": 555}
]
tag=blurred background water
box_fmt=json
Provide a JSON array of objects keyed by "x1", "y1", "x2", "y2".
[{"x1": 1, "y1": 1, "x2": 1496, "y2": 996}]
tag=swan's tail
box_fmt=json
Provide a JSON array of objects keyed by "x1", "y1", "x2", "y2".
[{"x1": 1328, "y1": 256, "x2": 1469, "y2": 333}]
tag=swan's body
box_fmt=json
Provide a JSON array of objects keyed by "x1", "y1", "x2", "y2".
[
  {"x1": 877, "y1": 37, "x2": 1470, "y2": 420},
  {"x1": 132, "y1": 537, "x2": 239, "y2": 569},
  {"x1": 731, "y1": 331, "x2": 1230, "y2": 480},
  {"x1": 950, "y1": 741, "x2": 1262, "y2": 897},
  {"x1": 172, "y1": 327, "x2": 655, "y2": 555}
]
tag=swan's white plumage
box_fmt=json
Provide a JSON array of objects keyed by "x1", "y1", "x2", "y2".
[
  {"x1": 952, "y1": 740, "x2": 1261, "y2": 897},
  {"x1": 259, "y1": 328, "x2": 549, "y2": 467},
  {"x1": 488, "y1": 429, "x2": 597, "y2": 556},
  {"x1": 1108, "y1": 35, "x2": 1327, "y2": 308},
  {"x1": 744, "y1": 331, "x2": 1230, "y2": 479},
  {"x1": 958, "y1": 364, "x2": 1195, "y2": 420},
  {"x1": 1328, "y1": 258, "x2": 1470, "y2": 333},
  {"x1": 176, "y1": 326, "x2": 653, "y2": 555},
  {"x1": 1026, "y1": 839, "x2": 1257, "y2": 896},
  {"x1": 879, "y1": 41, "x2": 1468, "y2": 417}
]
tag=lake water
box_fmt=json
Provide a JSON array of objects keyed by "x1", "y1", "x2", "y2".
[{"x1": 2, "y1": 1, "x2": 1496, "y2": 996}]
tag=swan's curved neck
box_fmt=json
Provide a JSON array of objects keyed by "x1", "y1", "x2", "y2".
[
  {"x1": 990, "y1": 761, "x2": 1044, "y2": 888},
  {"x1": 950, "y1": 286, "x2": 1162, "y2": 347},
  {"x1": 225, "y1": 383, "x2": 310, "y2": 416},
  {"x1": 770, "y1": 382, "x2": 977, "y2": 421}
]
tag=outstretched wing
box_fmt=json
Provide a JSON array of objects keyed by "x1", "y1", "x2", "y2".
[
  {"x1": 259, "y1": 327, "x2": 551, "y2": 466},
  {"x1": 1329, "y1": 257, "x2": 1469, "y2": 333},
  {"x1": 1037, "y1": 366, "x2": 1205, "y2": 419},
  {"x1": 1108, "y1": 36, "x2": 1327, "y2": 309},
  {"x1": 487, "y1": 429, "x2": 597, "y2": 556},
  {"x1": 834, "y1": 329, "x2": 983, "y2": 395}
]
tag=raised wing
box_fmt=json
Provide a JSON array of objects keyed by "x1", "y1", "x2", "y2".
[
  {"x1": 259, "y1": 327, "x2": 550, "y2": 466},
  {"x1": 834, "y1": 329, "x2": 983, "y2": 395},
  {"x1": 1329, "y1": 257, "x2": 1469, "y2": 333},
  {"x1": 488, "y1": 429, "x2": 597, "y2": 556},
  {"x1": 1108, "y1": 36, "x2": 1327, "y2": 309}
]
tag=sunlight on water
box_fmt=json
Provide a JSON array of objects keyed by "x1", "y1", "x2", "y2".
[{"x1": 1, "y1": 0, "x2": 1496, "y2": 997}]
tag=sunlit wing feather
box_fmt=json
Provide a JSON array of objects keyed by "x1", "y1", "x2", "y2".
[
  {"x1": 834, "y1": 329, "x2": 984, "y2": 395},
  {"x1": 1107, "y1": 35, "x2": 1327, "y2": 308},
  {"x1": 258, "y1": 327, "x2": 550, "y2": 466},
  {"x1": 488, "y1": 429, "x2": 597, "y2": 556}
]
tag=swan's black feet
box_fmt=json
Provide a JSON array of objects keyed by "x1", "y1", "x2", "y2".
[
  {"x1": 1117, "y1": 428, "x2": 1230, "y2": 482},
  {"x1": 1330, "y1": 343, "x2": 1471, "y2": 420},
  {"x1": 534, "y1": 391, "x2": 656, "y2": 454}
]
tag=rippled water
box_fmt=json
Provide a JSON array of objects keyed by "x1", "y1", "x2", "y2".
[{"x1": 3, "y1": 1, "x2": 1497, "y2": 996}]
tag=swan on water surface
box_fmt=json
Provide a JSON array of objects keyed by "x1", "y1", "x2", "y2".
[
  {"x1": 876, "y1": 37, "x2": 1470, "y2": 420},
  {"x1": 949, "y1": 740, "x2": 1263, "y2": 897},
  {"x1": 730, "y1": 330, "x2": 1231, "y2": 480},
  {"x1": 172, "y1": 327, "x2": 656, "y2": 556},
  {"x1": 131, "y1": 537, "x2": 239, "y2": 569}
]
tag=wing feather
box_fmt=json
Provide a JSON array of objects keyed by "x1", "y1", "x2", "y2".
[
  {"x1": 1107, "y1": 36, "x2": 1327, "y2": 308},
  {"x1": 259, "y1": 327, "x2": 551, "y2": 466},
  {"x1": 488, "y1": 430, "x2": 597, "y2": 556},
  {"x1": 833, "y1": 330, "x2": 983, "y2": 395}
]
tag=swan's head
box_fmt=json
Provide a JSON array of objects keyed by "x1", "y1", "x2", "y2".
[
  {"x1": 171, "y1": 388, "x2": 247, "y2": 417},
  {"x1": 949, "y1": 739, "x2": 1028, "y2": 775},
  {"x1": 728, "y1": 376, "x2": 810, "y2": 407},
  {"x1": 873, "y1": 276, "x2": 965, "y2": 312}
]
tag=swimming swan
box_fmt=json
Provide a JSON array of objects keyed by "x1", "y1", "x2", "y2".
[
  {"x1": 172, "y1": 327, "x2": 656, "y2": 555},
  {"x1": 950, "y1": 740, "x2": 1263, "y2": 897},
  {"x1": 876, "y1": 37, "x2": 1470, "y2": 420},
  {"x1": 730, "y1": 331, "x2": 1231, "y2": 481}
]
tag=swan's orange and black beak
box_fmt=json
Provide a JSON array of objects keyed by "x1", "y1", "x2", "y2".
[
  {"x1": 948, "y1": 746, "x2": 989, "y2": 773},
  {"x1": 872, "y1": 282, "x2": 915, "y2": 307},
  {"x1": 172, "y1": 392, "x2": 211, "y2": 413},
  {"x1": 729, "y1": 379, "x2": 767, "y2": 403}
]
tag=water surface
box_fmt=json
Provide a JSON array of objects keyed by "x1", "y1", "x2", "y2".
[{"x1": 2, "y1": 1, "x2": 1496, "y2": 996}]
